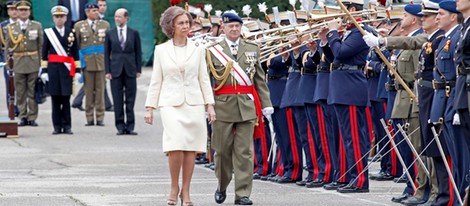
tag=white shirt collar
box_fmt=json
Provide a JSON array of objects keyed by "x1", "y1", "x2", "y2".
[
  {"x1": 445, "y1": 24, "x2": 459, "y2": 37},
  {"x1": 99, "y1": 13, "x2": 105, "y2": 20},
  {"x1": 55, "y1": 26, "x2": 65, "y2": 36},
  {"x1": 225, "y1": 37, "x2": 240, "y2": 47},
  {"x1": 9, "y1": 18, "x2": 16, "y2": 24},
  {"x1": 428, "y1": 29, "x2": 440, "y2": 40},
  {"x1": 117, "y1": 25, "x2": 127, "y2": 32},
  {"x1": 19, "y1": 19, "x2": 29, "y2": 27},
  {"x1": 87, "y1": 19, "x2": 95, "y2": 26},
  {"x1": 408, "y1": 28, "x2": 421, "y2": 37}
]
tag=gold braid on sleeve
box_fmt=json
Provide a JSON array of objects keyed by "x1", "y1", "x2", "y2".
[
  {"x1": 206, "y1": 49, "x2": 232, "y2": 91},
  {"x1": 7, "y1": 26, "x2": 23, "y2": 51},
  {"x1": 0, "y1": 29, "x2": 5, "y2": 49}
]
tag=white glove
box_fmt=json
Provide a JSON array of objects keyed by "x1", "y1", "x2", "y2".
[
  {"x1": 362, "y1": 32, "x2": 379, "y2": 48},
  {"x1": 453, "y1": 113, "x2": 461, "y2": 125},
  {"x1": 40, "y1": 73, "x2": 49, "y2": 82},
  {"x1": 262, "y1": 107, "x2": 274, "y2": 122},
  {"x1": 74, "y1": 73, "x2": 82, "y2": 84}
]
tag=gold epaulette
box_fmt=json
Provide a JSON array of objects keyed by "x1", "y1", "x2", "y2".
[{"x1": 7, "y1": 24, "x2": 23, "y2": 51}]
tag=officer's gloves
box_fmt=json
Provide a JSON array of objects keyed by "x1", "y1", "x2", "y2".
[
  {"x1": 453, "y1": 113, "x2": 461, "y2": 125},
  {"x1": 40, "y1": 73, "x2": 49, "y2": 83},
  {"x1": 363, "y1": 32, "x2": 379, "y2": 48},
  {"x1": 75, "y1": 73, "x2": 83, "y2": 84},
  {"x1": 262, "y1": 107, "x2": 274, "y2": 122}
]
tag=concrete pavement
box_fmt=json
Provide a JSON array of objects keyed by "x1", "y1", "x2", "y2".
[{"x1": 0, "y1": 66, "x2": 406, "y2": 205}]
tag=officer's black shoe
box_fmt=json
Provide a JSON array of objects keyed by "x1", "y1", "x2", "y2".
[
  {"x1": 28, "y1": 120, "x2": 38, "y2": 126},
  {"x1": 417, "y1": 199, "x2": 435, "y2": 206},
  {"x1": 85, "y1": 121, "x2": 94, "y2": 126},
  {"x1": 393, "y1": 176, "x2": 407, "y2": 183},
  {"x1": 337, "y1": 184, "x2": 369, "y2": 193},
  {"x1": 105, "y1": 106, "x2": 114, "y2": 112},
  {"x1": 323, "y1": 182, "x2": 348, "y2": 190},
  {"x1": 277, "y1": 176, "x2": 296, "y2": 183},
  {"x1": 268, "y1": 174, "x2": 280, "y2": 182},
  {"x1": 234, "y1": 197, "x2": 253, "y2": 205},
  {"x1": 18, "y1": 118, "x2": 28, "y2": 126},
  {"x1": 204, "y1": 163, "x2": 212, "y2": 168},
  {"x1": 369, "y1": 171, "x2": 384, "y2": 180},
  {"x1": 116, "y1": 130, "x2": 126, "y2": 135},
  {"x1": 214, "y1": 190, "x2": 226, "y2": 204},
  {"x1": 391, "y1": 193, "x2": 412, "y2": 203},
  {"x1": 72, "y1": 105, "x2": 85, "y2": 111},
  {"x1": 375, "y1": 173, "x2": 394, "y2": 181},
  {"x1": 295, "y1": 178, "x2": 312, "y2": 186},
  {"x1": 401, "y1": 196, "x2": 426, "y2": 205},
  {"x1": 253, "y1": 173, "x2": 261, "y2": 180},
  {"x1": 210, "y1": 164, "x2": 215, "y2": 170},
  {"x1": 306, "y1": 178, "x2": 326, "y2": 188},
  {"x1": 52, "y1": 129, "x2": 61, "y2": 135},
  {"x1": 96, "y1": 121, "x2": 105, "y2": 126},
  {"x1": 63, "y1": 129, "x2": 73, "y2": 135},
  {"x1": 127, "y1": 130, "x2": 138, "y2": 135},
  {"x1": 195, "y1": 159, "x2": 209, "y2": 165}
]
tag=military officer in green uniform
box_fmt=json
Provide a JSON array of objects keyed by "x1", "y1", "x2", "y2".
[
  {"x1": 74, "y1": 3, "x2": 110, "y2": 126},
  {"x1": 6, "y1": 0, "x2": 43, "y2": 126},
  {"x1": 207, "y1": 13, "x2": 272, "y2": 205}
]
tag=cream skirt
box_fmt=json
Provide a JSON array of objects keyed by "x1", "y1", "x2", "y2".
[{"x1": 159, "y1": 102, "x2": 207, "y2": 153}]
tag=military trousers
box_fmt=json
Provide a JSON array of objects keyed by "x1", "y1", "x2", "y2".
[
  {"x1": 83, "y1": 70, "x2": 105, "y2": 122},
  {"x1": 14, "y1": 72, "x2": 38, "y2": 121},
  {"x1": 212, "y1": 119, "x2": 255, "y2": 200}
]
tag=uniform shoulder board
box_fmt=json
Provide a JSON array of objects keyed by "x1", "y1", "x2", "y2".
[
  {"x1": 31, "y1": 20, "x2": 41, "y2": 25},
  {"x1": 245, "y1": 39, "x2": 257, "y2": 45},
  {"x1": 206, "y1": 41, "x2": 219, "y2": 48}
]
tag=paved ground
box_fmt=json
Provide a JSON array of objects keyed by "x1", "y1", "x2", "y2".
[{"x1": 0, "y1": 66, "x2": 406, "y2": 205}]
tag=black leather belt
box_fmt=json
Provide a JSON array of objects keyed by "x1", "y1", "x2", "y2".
[
  {"x1": 417, "y1": 79, "x2": 433, "y2": 88},
  {"x1": 385, "y1": 83, "x2": 396, "y2": 92},
  {"x1": 317, "y1": 65, "x2": 330, "y2": 72},
  {"x1": 458, "y1": 65, "x2": 470, "y2": 75},
  {"x1": 268, "y1": 74, "x2": 288, "y2": 80},
  {"x1": 331, "y1": 64, "x2": 365, "y2": 71},
  {"x1": 395, "y1": 82, "x2": 415, "y2": 90},
  {"x1": 303, "y1": 68, "x2": 317, "y2": 74},
  {"x1": 432, "y1": 80, "x2": 456, "y2": 89}
]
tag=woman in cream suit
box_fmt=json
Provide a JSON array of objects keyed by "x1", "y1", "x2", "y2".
[{"x1": 144, "y1": 6, "x2": 215, "y2": 206}]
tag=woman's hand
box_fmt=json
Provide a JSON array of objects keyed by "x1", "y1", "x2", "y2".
[
  {"x1": 207, "y1": 104, "x2": 216, "y2": 124},
  {"x1": 144, "y1": 108, "x2": 154, "y2": 125}
]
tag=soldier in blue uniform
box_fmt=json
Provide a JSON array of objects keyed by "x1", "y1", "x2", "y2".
[
  {"x1": 277, "y1": 35, "x2": 309, "y2": 184},
  {"x1": 318, "y1": 0, "x2": 372, "y2": 193},
  {"x1": 40, "y1": 6, "x2": 81, "y2": 134},
  {"x1": 454, "y1": 0, "x2": 470, "y2": 195},
  {"x1": 263, "y1": 51, "x2": 291, "y2": 182},
  {"x1": 1, "y1": 0, "x2": 18, "y2": 115},
  {"x1": 296, "y1": 38, "x2": 322, "y2": 187},
  {"x1": 431, "y1": 2, "x2": 468, "y2": 204}
]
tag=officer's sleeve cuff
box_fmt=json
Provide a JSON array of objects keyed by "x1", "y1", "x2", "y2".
[
  {"x1": 40, "y1": 60, "x2": 48, "y2": 68},
  {"x1": 74, "y1": 61, "x2": 81, "y2": 69}
]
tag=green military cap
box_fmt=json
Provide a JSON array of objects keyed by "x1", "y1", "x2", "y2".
[{"x1": 16, "y1": 0, "x2": 30, "y2": 10}]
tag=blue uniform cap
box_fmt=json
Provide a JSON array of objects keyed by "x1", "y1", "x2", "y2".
[
  {"x1": 439, "y1": 0, "x2": 459, "y2": 13},
  {"x1": 84, "y1": 2, "x2": 99, "y2": 9},
  {"x1": 405, "y1": 4, "x2": 423, "y2": 17},
  {"x1": 221, "y1": 12, "x2": 243, "y2": 24},
  {"x1": 6, "y1": 0, "x2": 18, "y2": 8}
]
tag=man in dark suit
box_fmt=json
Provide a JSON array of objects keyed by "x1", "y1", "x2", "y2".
[
  {"x1": 104, "y1": 8, "x2": 142, "y2": 135},
  {"x1": 57, "y1": 0, "x2": 88, "y2": 28}
]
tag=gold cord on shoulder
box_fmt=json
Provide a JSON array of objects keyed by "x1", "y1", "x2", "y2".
[
  {"x1": 7, "y1": 25, "x2": 23, "y2": 51},
  {"x1": 206, "y1": 49, "x2": 232, "y2": 91}
]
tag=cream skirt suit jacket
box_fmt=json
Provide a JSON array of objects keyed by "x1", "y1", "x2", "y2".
[{"x1": 145, "y1": 39, "x2": 214, "y2": 153}]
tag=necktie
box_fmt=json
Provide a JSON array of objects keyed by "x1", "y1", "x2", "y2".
[
  {"x1": 231, "y1": 44, "x2": 238, "y2": 59},
  {"x1": 91, "y1": 21, "x2": 95, "y2": 33},
  {"x1": 21, "y1": 23, "x2": 26, "y2": 33},
  {"x1": 71, "y1": 0, "x2": 79, "y2": 21},
  {"x1": 119, "y1": 28, "x2": 125, "y2": 50}
]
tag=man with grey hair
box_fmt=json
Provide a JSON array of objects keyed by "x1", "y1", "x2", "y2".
[{"x1": 105, "y1": 8, "x2": 142, "y2": 135}]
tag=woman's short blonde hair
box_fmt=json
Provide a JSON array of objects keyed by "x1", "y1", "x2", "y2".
[{"x1": 160, "y1": 6, "x2": 193, "y2": 39}]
